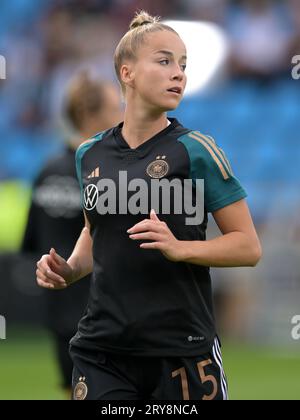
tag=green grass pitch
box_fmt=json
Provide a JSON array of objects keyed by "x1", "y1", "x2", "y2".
[{"x1": 0, "y1": 328, "x2": 299, "y2": 400}]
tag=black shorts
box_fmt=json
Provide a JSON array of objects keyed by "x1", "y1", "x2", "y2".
[{"x1": 70, "y1": 338, "x2": 228, "y2": 400}]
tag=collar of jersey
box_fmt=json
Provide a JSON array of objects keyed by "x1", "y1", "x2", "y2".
[{"x1": 113, "y1": 118, "x2": 180, "y2": 158}]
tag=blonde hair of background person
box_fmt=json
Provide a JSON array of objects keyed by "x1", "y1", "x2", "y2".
[{"x1": 64, "y1": 71, "x2": 122, "y2": 146}]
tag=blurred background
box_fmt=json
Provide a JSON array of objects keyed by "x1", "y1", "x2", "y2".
[{"x1": 0, "y1": 0, "x2": 300, "y2": 400}]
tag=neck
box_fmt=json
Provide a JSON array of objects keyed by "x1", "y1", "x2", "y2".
[{"x1": 122, "y1": 104, "x2": 169, "y2": 149}]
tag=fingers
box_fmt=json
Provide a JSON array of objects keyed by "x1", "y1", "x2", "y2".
[
  {"x1": 37, "y1": 277, "x2": 55, "y2": 289},
  {"x1": 36, "y1": 269, "x2": 66, "y2": 289},
  {"x1": 127, "y1": 210, "x2": 162, "y2": 234},
  {"x1": 36, "y1": 267, "x2": 67, "y2": 288},
  {"x1": 46, "y1": 269, "x2": 67, "y2": 287},
  {"x1": 36, "y1": 255, "x2": 67, "y2": 288},
  {"x1": 127, "y1": 220, "x2": 165, "y2": 235},
  {"x1": 36, "y1": 268, "x2": 54, "y2": 289},
  {"x1": 50, "y1": 248, "x2": 66, "y2": 266},
  {"x1": 36, "y1": 270, "x2": 65, "y2": 290},
  {"x1": 37, "y1": 255, "x2": 51, "y2": 273},
  {"x1": 150, "y1": 209, "x2": 160, "y2": 222},
  {"x1": 37, "y1": 278, "x2": 66, "y2": 290},
  {"x1": 140, "y1": 242, "x2": 161, "y2": 250},
  {"x1": 129, "y1": 232, "x2": 162, "y2": 242},
  {"x1": 127, "y1": 219, "x2": 149, "y2": 233}
]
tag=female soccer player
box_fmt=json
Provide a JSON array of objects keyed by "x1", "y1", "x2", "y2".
[{"x1": 36, "y1": 11, "x2": 262, "y2": 401}]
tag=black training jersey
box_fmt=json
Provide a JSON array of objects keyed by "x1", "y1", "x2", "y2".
[{"x1": 71, "y1": 118, "x2": 247, "y2": 357}]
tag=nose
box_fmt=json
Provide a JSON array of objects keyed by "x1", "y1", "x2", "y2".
[{"x1": 171, "y1": 65, "x2": 185, "y2": 82}]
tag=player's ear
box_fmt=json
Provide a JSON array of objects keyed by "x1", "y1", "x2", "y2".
[{"x1": 120, "y1": 62, "x2": 135, "y2": 89}]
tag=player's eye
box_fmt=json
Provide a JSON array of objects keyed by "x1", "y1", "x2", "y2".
[
  {"x1": 181, "y1": 64, "x2": 187, "y2": 72},
  {"x1": 159, "y1": 59, "x2": 169, "y2": 65}
]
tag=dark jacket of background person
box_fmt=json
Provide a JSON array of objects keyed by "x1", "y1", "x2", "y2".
[{"x1": 21, "y1": 145, "x2": 90, "y2": 338}]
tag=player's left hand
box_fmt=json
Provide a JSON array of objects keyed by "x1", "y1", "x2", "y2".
[{"x1": 127, "y1": 209, "x2": 185, "y2": 262}]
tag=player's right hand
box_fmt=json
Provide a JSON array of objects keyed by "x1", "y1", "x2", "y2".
[{"x1": 36, "y1": 248, "x2": 74, "y2": 290}]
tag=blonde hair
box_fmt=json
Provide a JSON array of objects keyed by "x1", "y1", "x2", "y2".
[
  {"x1": 64, "y1": 71, "x2": 106, "y2": 131},
  {"x1": 114, "y1": 11, "x2": 179, "y2": 94}
]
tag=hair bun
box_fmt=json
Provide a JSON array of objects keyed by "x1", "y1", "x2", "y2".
[{"x1": 129, "y1": 10, "x2": 160, "y2": 30}]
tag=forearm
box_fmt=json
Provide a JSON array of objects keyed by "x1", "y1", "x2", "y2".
[
  {"x1": 180, "y1": 232, "x2": 261, "y2": 268},
  {"x1": 67, "y1": 227, "x2": 93, "y2": 282}
]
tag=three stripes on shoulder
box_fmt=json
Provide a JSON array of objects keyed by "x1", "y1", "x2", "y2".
[{"x1": 188, "y1": 131, "x2": 233, "y2": 180}]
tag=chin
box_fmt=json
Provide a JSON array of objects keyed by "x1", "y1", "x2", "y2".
[
  {"x1": 166, "y1": 103, "x2": 180, "y2": 112},
  {"x1": 158, "y1": 100, "x2": 180, "y2": 112}
]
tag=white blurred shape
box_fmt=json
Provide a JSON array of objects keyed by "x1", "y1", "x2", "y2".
[
  {"x1": 0, "y1": 54, "x2": 6, "y2": 79},
  {"x1": 164, "y1": 20, "x2": 229, "y2": 96}
]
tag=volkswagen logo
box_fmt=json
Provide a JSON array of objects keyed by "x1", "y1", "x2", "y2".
[{"x1": 83, "y1": 184, "x2": 99, "y2": 211}]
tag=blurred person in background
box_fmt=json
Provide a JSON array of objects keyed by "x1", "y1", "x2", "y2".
[
  {"x1": 287, "y1": 0, "x2": 300, "y2": 60},
  {"x1": 180, "y1": 0, "x2": 228, "y2": 25},
  {"x1": 228, "y1": 0, "x2": 292, "y2": 79},
  {"x1": 21, "y1": 71, "x2": 122, "y2": 396}
]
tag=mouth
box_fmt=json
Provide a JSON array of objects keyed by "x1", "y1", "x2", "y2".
[{"x1": 167, "y1": 87, "x2": 182, "y2": 95}]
